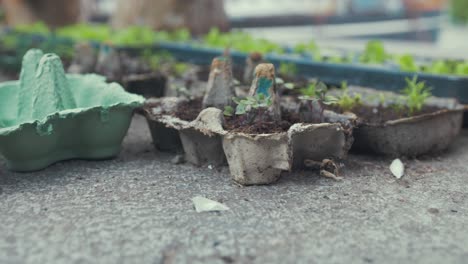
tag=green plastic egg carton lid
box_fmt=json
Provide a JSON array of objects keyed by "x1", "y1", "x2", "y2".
[{"x1": 0, "y1": 49, "x2": 145, "y2": 172}]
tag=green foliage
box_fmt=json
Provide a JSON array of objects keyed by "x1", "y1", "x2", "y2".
[
  {"x1": 425, "y1": 60, "x2": 452, "y2": 75},
  {"x1": 360, "y1": 40, "x2": 388, "y2": 64},
  {"x1": 327, "y1": 56, "x2": 345, "y2": 64},
  {"x1": 56, "y1": 23, "x2": 111, "y2": 42},
  {"x1": 141, "y1": 49, "x2": 189, "y2": 76},
  {"x1": 451, "y1": 0, "x2": 468, "y2": 24},
  {"x1": 0, "y1": 33, "x2": 19, "y2": 49},
  {"x1": 111, "y1": 26, "x2": 156, "y2": 46},
  {"x1": 401, "y1": 76, "x2": 432, "y2": 115},
  {"x1": 204, "y1": 28, "x2": 284, "y2": 54},
  {"x1": 14, "y1": 22, "x2": 50, "y2": 35},
  {"x1": 299, "y1": 82, "x2": 325, "y2": 98},
  {"x1": 173, "y1": 62, "x2": 189, "y2": 76},
  {"x1": 455, "y1": 63, "x2": 468, "y2": 75},
  {"x1": 224, "y1": 94, "x2": 272, "y2": 117},
  {"x1": 279, "y1": 62, "x2": 298, "y2": 77},
  {"x1": 42, "y1": 23, "x2": 190, "y2": 46},
  {"x1": 223, "y1": 105, "x2": 234, "y2": 116},
  {"x1": 397, "y1": 54, "x2": 419, "y2": 72},
  {"x1": 299, "y1": 81, "x2": 337, "y2": 105},
  {"x1": 334, "y1": 82, "x2": 362, "y2": 112},
  {"x1": 293, "y1": 41, "x2": 321, "y2": 61},
  {"x1": 378, "y1": 93, "x2": 386, "y2": 106}
]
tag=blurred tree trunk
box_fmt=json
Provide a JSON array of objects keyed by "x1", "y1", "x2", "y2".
[
  {"x1": 111, "y1": 0, "x2": 229, "y2": 36},
  {"x1": 2, "y1": 0, "x2": 80, "y2": 27}
]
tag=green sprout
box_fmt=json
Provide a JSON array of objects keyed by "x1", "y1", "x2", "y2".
[
  {"x1": 173, "y1": 62, "x2": 189, "y2": 77},
  {"x1": 298, "y1": 81, "x2": 337, "y2": 123},
  {"x1": 279, "y1": 62, "x2": 298, "y2": 77},
  {"x1": 397, "y1": 54, "x2": 419, "y2": 72},
  {"x1": 293, "y1": 40, "x2": 321, "y2": 61},
  {"x1": 333, "y1": 81, "x2": 362, "y2": 112},
  {"x1": 425, "y1": 60, "x2": 451, "y2": 75},
  {"x1": 455, "y1": 62, "x2": 468, "y2": 75},
  {"x1": 401, "y1": 76, "x2": 432, "y2": 115},
  {"x1": 299, "y1": 82, "x2": 320, "y2": 98},
  {"x1": 204, "y1": 28, "x2": 284, "y2": 54},
  {"x1": 378, "y1": 93, "x2": 386, "y2": 106},
  {"x1": 14, "y1": 21, "x2": 51, "y2": 35},
  {"x1": 360, "y1": 40, "x2": 388, "y2": 64},
  {"x1": 224, "y1": 94, "x2": 273, "y2": 124}
]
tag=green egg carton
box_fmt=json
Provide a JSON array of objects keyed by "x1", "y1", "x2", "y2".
[{"x1": 0, "y1": 49, "x2": 144, "y2": 172}]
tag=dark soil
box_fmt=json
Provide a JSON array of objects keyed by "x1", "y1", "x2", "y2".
[
  {"x1": 329, "y1": 104, "x2": 445, "y2": 125},
  {"x1": 174, "y1": 98, "x2": 203, "y2": 121},
  {"x1": 224, "y1": 111, "x2": 300, "y2": 134}
]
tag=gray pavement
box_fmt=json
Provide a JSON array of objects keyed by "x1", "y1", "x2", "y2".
[{"x1": 1, "y1": 115, "x2": 468, "y2": 264}]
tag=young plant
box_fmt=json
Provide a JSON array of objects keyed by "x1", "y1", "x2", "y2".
[
  {"x1": 111, "y1": 26, "x2": 157, "y2": 46},
  {"x1": 397, "y1": 54, "x2": 419, "y2": 72},
  {"x1": 204, "y1": 28, "x2": 284, "y2": 54},
  {"x1": 333, "y1": 81, "x2": 362, "y2": 112},
  {"x1": 401, "y1": 76, "x2": 432, "y2": 115},
  {"x1": 224, "y1": 94, "x2": 273, "y2": 125},
  {"x1": 298, "y1": 81, "x2": 337, "y2": 123},
  {"x1": 56, "y1": 23, "x2": 111, "y2": 42},
  {"x1": 455, "y1": 62, "x2": 468, "y2": 76},
  {"x1": 279, "y1": 62, "x2": 298, "y2": 77},
  {"x1": 360, "y1": 40, "x2": 388, "y2": 64},
  {"x1": 425, "y1": 60, "x2": 451, "y2": 75},
  {"x1": 14, "y1": 21, "x2": 51, "y2": 35},
  {"x1": 378, "y1": 92, "x2": 386, "y2": 106},
  {"x1": 293, "y1": 40, "x2": 321, "y2": 61}
]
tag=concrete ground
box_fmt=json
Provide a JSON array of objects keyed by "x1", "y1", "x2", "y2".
[{"x1": 1, "y1": 115, "x2": 468, "y2": 264}]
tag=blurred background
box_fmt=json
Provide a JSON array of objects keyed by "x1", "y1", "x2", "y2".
[{"x1": 0, "y1": 0, "x2": 466, "y2": 58}]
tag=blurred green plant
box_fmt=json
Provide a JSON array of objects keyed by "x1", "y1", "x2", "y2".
[
  {"x1": 204, "y1": 28, "x2": 284, "y2": 54},
  {"x1": 401, "y1": 76, "x2": 432, "y2": 115},
  {"x1": 451, "y1": 0, "x2": 468, "y2": 24},
  {"x1": 293, "y1": 40, "x2": 321, "y2": 61},
  {"x1": 56, "y1": 23, "x2": 111, "y2": 42},
  {"x1": 397, "y1": 54, "x2": 419, "y2": 72},
  {"x1": 360, "y1": 40, "x2": 388, "y2": 64},
  {"x1": 333, "y1": 81, "x2": 362, "y2": 112},
  {"x1": 425, "y1": 60, "x2": 452, "y2": 75},
  {"x1": 14, "y1": 21, "x2": 50, "y2": 35},
  {"x1": 278, "y1": 62, "x2": 298, "y2": 77}
]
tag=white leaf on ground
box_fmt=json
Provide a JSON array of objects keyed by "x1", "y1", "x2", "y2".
[
  {"x1": 390, "y1": 159, "x2": 404, "y2": 179},
  {"x1": 192, "y1": 196, "x2": 230, "y2": 213}
]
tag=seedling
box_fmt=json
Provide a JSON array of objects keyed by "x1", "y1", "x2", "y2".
[
  {"x1": 279, "y1": 62, "x2": 298, "y2": 77},
  {"x1": 293, "y1": 40, "x2": 321, "y2": 61},
  {"x1": 401, "y1": 76, "x2": 432, "y2": 115},
  {"x1": 224, "y1": 94, "x2": 273, "y2": 125},
  {"x1": 298, "y1": 81, "x2": 337, "y2": 123},
  {"x1": 455, "y1": 63, "x2": 468, "y2": 75},
  {"x1": 425, "y1": 60, "x2": 451, "y2": 75},
  {"x1": 360, "y1": 40, "x2": 388, "y2": 64},
  {"x1": 204, "y1": 28, "x2": 284, "y2": 54},
  {"x1": 397, "y1": 54, "x2": 419, "y2": 72},
  {"x1": 333, "y1": 81, "x2": 362, "y2": 112},
  {"x1": 141, "y1": 50, "x2": 189, "y2": 76},
  {"x1": 378, "y1": 93, "x2": 386, "y2": 106}
]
